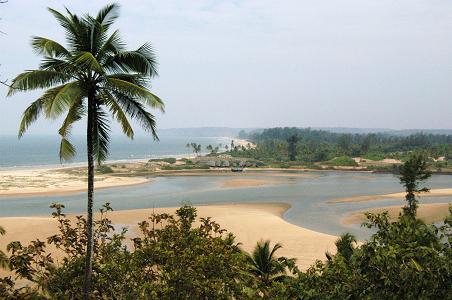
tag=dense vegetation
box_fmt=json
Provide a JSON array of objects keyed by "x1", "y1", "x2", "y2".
[
  {"x1": 1, "y1": 155, "x2": 451, "y2": 299},
  {"x1": 231, "y1": 127, "x2": 452, "y2": 169}
]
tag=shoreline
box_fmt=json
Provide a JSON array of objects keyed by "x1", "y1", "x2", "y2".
[
  {"x1": 329, "y1": 188, "x2": 452, "y2": 204},
  {"x1": 0, "y1": 202, "x2": 337, "y2": 271},
  {"x1": 342, "y1": 203, "x2": 451, "y2": 225}
]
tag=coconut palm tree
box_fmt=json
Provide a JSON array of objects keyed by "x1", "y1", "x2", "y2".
[
  {"x1": 7, "y1": 4, "x2": 164, "y2": 298},
  {"x1": 247, "y1": 240, "x2": 291, "y2": 287},
  {"x1": 335, "y1": 233, "x2": 357, "y2": 261}
]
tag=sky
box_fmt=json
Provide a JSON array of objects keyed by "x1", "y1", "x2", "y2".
[{"x1": 1, "y1": 0, "x2": 452, "y2": 135}]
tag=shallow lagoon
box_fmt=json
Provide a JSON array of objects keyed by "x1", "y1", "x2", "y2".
[{"x1": 1, "y1": 171, "x2": 451, "y2": 238}]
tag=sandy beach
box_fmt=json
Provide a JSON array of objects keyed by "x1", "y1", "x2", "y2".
[
  {"x1": 0, "y1": 167, "x2": 150, "y2": 197},
  {"x1": 0, "y1": 203, "x2": 337, "y2": 273},
  {"x1": 329, "y1": 188, "x2": 452, "y2": 204},
  {"x1": 342, "y1": 203, "x2": 451, "y2": 225}
]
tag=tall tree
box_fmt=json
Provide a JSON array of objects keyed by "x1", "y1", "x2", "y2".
[
  {"x1": 7, "y1": 4, "x2": 164, "y2": 298},
  {"x1": 399, "y1": 153, "x2": 431, "y2": 217},
  {"x1": 287, "y1": 134, "x2": 298, "y2": 161}
]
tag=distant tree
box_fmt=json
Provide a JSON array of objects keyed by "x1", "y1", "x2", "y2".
[
  {"x1": 206, "y1": 144, "x2": 213, "y2": 153},
  {"x1": 399, "y1": 153, "x2": 431, "y2": 217},
  {"x1": 287, "y1": 134, "x2": 298, "y2": 161},
  {"x1": 7, "y1": 4, "x2": 164, "y2": 297},
  {"x1": 231, "y1": 140, "x2": 235, "y2": 150},
  {"x1": 190, "y1": 143, "x2": 201, "y2": 156},
  {"x1": 338, "y1": 134, "x2": 352, "y2": 154},
  {"x1": 225, "y1": 145, "x2": 229, "y2": 151}
]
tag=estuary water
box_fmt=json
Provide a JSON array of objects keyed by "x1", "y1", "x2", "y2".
[{"x1": 1, "y1": 170, "x2": 451, "y2": 238}]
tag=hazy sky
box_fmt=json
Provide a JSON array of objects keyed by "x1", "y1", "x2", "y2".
[{"x1": 1, "y1": 0, "x2": 452, "y2": 135}]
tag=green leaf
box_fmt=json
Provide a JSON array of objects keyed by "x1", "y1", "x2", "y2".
[
  {"x1": 8, "y1": 70, "x2": 71, "y2": 96},
  {"x1": 31, "y1": 36, "x2": 70, "y2": 57}
]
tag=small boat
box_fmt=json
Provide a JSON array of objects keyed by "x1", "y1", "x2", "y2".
[{"x1": 231, "y1": 167, "x2": 243, "y2": 172}]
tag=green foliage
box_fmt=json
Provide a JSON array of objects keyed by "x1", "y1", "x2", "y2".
[
  {"x1": 329, "y1": 156, "x2": 358, "y2": 167},
  {"x1": 362, "y1": 152, "x2": 386, "y2": 161},
  {"x1": 398, "y1": 153, "x2": 431, "y2": 216},
  {"x1": 161, "y1": 163, "x2": 210, "y2": 170},
  {"x1": 2, "y1": 204, "x2": 252, "y2": 299},
  {"x1": 149, "y1": 157, "x2": 177, "y2": 164},
  {"x1": 234, "y1": 127, "x2": 452, "y2": 168},
  {"x1": 96, "y1": 165, "x2": 114, "y2": 174}
]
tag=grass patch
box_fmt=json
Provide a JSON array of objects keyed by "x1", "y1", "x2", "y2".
[{"x1": 329, "y1": 156, "x2": 358, "y2": 167}]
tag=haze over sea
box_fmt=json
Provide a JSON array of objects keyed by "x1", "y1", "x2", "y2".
[{"x1": 0, "y1": 135, "x2": 231, "y2": 168}]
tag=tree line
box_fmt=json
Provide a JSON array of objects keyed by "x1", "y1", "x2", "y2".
[{"x1": 234, "y1": 127, "x2": 452, "y2": 163}]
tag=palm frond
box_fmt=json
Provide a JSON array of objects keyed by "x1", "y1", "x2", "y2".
[
  {"x1": 59, "y1": 138, "x2": 77, "y2": 162},
  {"x1": 7, "y1": 70, "x2": 72, "y2": 96},
  {"x1": 43, "y1": 82, "x2": 83, "y2": 119},
  {"x1": 107, "y1": 43, "x2": 158, "y2": 77},
  {"x1": 96, "y1": 3, "x2": 120, "y2": 29},
  {"x1": 18, "y1": 98, "x2": 44, "y2": 138},
  {"x1": 109, "y1": 90, "x2": 158, "y2": 139},
  {"x1": 40, "y1": 57, "x2": 81, "y2": 75},
  {"x1": 31, "y1": 36, "x2": 70, "y2": 58},
  {"x1": 47, "y1": 7, "x2": 84, "y2": 51},
  {"x1": 97, "y1": 30, "x2": 125, "y2": 62},
  {"x1": 58, "y1": 98, "x2": 85, "y2": 162},
  {"x1": 72, "y1": 52, "x2": 104, "y2": 74},
  {"x1": 105, "y1": 77, "x2": 164, "y2": 112},
  {"x1": 58, "y1": 98, "x2": 85, "y2": 138},
  {"x1": 93, "y1": 106, "x2": 111, "y2": 164},
  {"x1": 102, "y1": 91, "x2": 134, "y2": 139}
]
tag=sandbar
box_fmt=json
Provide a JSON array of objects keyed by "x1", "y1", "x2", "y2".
[
  {"x1": 342, "y1": 203, "x2": 451, "y2": 225},
  {"x1": 329, "y1": 188, "x2": 452, "y2": 204},
  {"x1": 0, "y1": 202, "x2": 337, "y2": 273}
]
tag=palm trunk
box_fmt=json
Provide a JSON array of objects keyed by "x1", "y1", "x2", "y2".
[{"x1": 83, "y1": 93, "x2": 95, "y2": 299}]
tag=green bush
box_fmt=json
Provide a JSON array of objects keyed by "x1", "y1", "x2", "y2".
[
  {"x1": 162, "y1": 157, "x2": 176, "y2": 164},
  {"x1": 362, "y1": 152, "x2": 385, "y2": 161},
  {"x1": 149, "y1": 157, "x2": 177, "y2": 164},
  {"x1": 96, "y1": 165, "x2": 114, "y2": 174},
  {"x1": 161, "y1": 164, "x2": 210, "y2": 170},
  {"x1": 329, "y1": 156, "x2": 358, "y2": 167}
]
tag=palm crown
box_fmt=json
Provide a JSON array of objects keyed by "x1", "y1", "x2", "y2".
[{"x1": 8, "y1": 4, "x2": 164, "y2": 164}]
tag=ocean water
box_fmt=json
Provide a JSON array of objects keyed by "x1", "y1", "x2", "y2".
[{"x1": 0, "y1": 134, "x2": 233, "y2": 168}]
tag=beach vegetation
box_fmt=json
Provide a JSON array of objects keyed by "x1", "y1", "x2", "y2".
[
  {"x1": 96, "y1": 165, "x2": 114, "y2": 174},
  {"x1": 329, "y1": 156, "x2": 358, "y2": 167}
]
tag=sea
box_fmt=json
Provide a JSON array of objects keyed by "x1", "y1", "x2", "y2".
[{"x1": 0, "y1": 134, "x2": 233, "y2": 169}]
